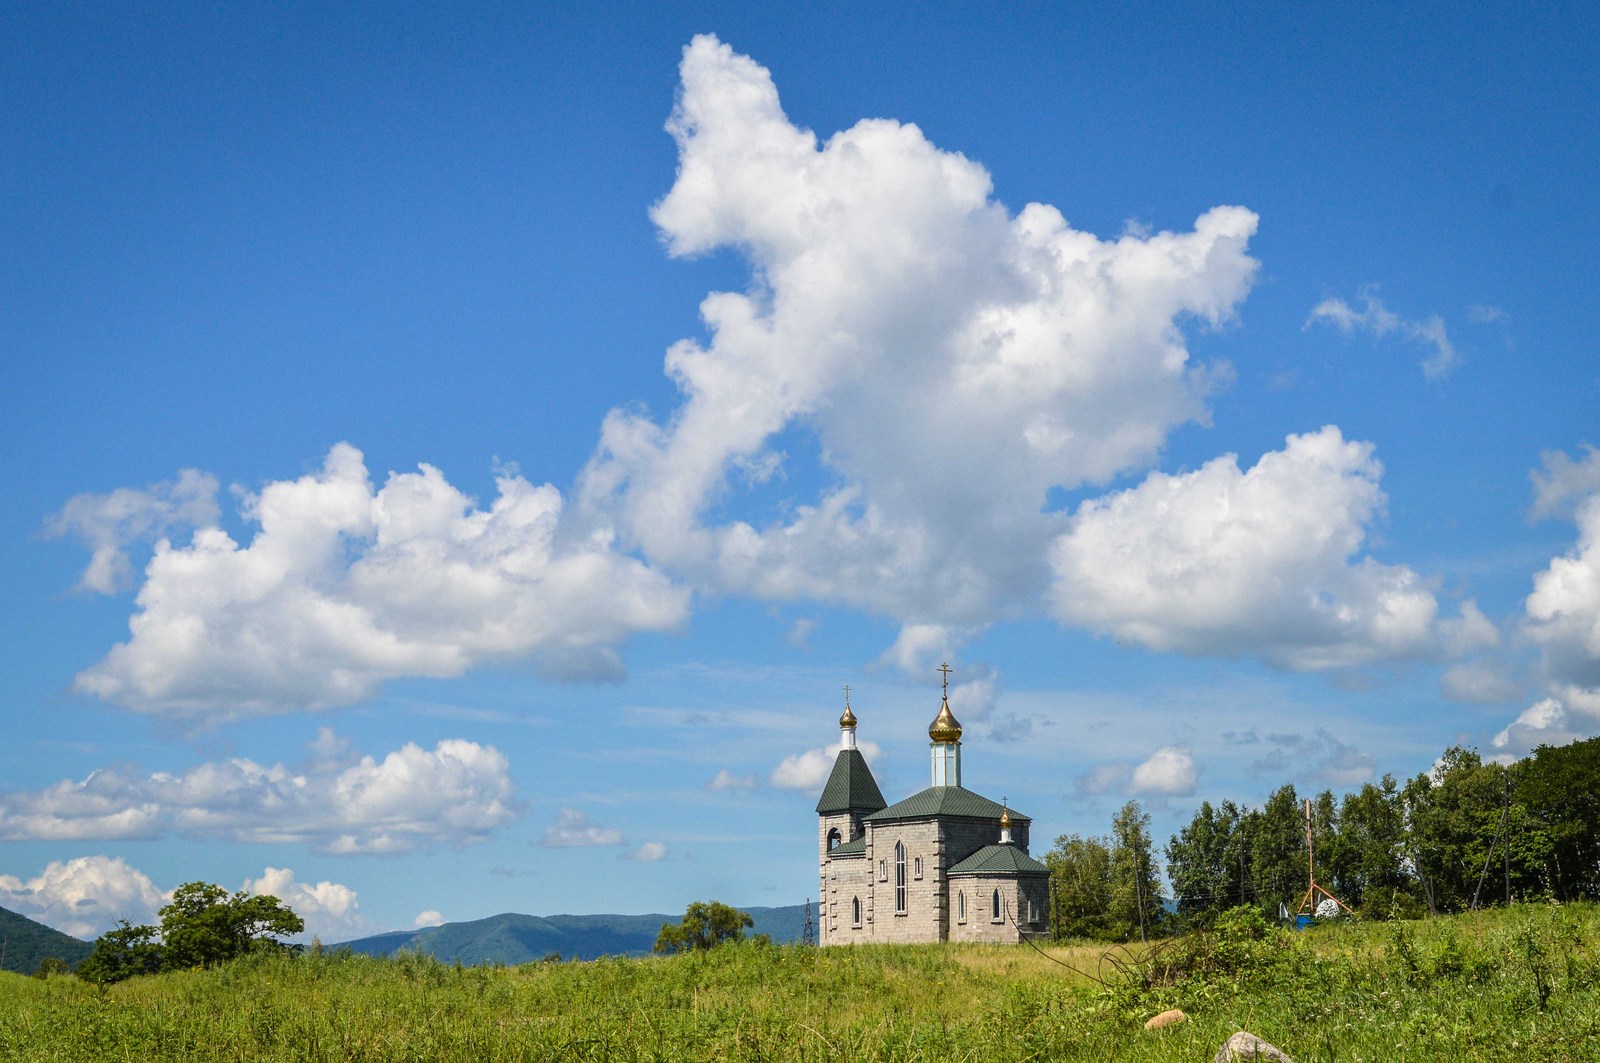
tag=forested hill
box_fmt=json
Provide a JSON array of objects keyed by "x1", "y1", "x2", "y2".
[
  {"x1": 0, "y1": 906, "x2": 93, "y2": 974},
  {"x1": 333, "y1": 904, "x2": 807, "y2": 964}
]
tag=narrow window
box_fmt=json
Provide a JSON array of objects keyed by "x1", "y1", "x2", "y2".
[
  {"x1": 913, "y1": 856, "x2": 923, "y2": 880},
  {"x1": 895, "y1": 841, "x2": 907, "y2": 913},
  {"x1": 957, "y1": 890, "x2": 966, "y2": 923},
  {"x1": 827, "y1": 827, "x2": 841, "y2": 851},
  {"x1": 878, "y1": 859, "x2": 886, "y2": 882},
  {"x1": 852, "y1": 896, "x2": 861, "y2": 926},
  {"x1": 991, "y1": 888, "x2": 1002, "y2": 922}
]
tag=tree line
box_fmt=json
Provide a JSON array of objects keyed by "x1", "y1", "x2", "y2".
[{"x1": 1045, "y1": 736, "x2": 1600, "y2": 941}]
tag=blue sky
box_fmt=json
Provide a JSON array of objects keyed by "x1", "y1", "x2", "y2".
[{"x1": 3, "y1": 3, "x2": 1598, "y2": 941}]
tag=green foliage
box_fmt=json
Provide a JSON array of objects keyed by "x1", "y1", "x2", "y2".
[
  {"x1": 158, "y1": 882, "x2": 304, "y2": 970},
  {"x1": 76, "y1": 882, "x2": 304, "y2": 985},
  {"x1": 1107, "y1": 801, "x2": 1164, "y2": 941},
  {"x1": 7, "y1": 905, "x2": 1599, "y2": 1061},
  {"x1": 653, "y1": 901, "x2": 753, "y2": 954},
  {"x1": 1164, "y1": 800, "x2": 1245, "y2": 925},
  {"x1": 76, "y1": 921, "x2": 162, "y2": 986},
  {"x1": 1045, "y1": 833, "x2": 1113, "y2": 940},
  {"x1": 33, "y1": 957, "x2": 70, "y2": 979}
]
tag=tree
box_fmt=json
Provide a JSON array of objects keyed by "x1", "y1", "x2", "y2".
[
  {"x1": 1335, "y1": 775, "x2": 1418, "y2": 916},
  {"x1": 1044, "y1": 833, "x2": 1113, "y2": 940},
  {"x1": 653, "y1": 901, "x2": 754, "y2": 954},
  {"x1": 1165, "y1": 800, "x2": 1243, "y2": 927},
  {"x1": 1243, "y1": 783, "x2": 1304, "y2": 919},
  {"x1": 1108, "y1": 801, "x2": 1163, "y2": 941},
  {"x1": 1516, "y1": 737, "x2": 1600, "y2": 900},
  {"x1": 76, "y1": 920, "x2": 162, "y2": 986},
  {"x1": 159, "y1": 882, "x2": 304, "y2": 969}
]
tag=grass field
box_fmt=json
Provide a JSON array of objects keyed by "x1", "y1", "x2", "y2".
[{"x1": 3, "y1": 904, "x2": 1597, "y2": 1061}]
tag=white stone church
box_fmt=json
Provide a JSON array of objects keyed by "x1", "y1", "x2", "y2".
[{"x1": 816, "y1": 672, "x2": 1050, "y2": 944}]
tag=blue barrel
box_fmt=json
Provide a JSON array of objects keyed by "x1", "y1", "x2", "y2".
[{"x1": 1295, "y1": 914, "x2": 1313, "y2": 931}]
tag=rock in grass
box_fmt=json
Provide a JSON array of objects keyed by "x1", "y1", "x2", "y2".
[
  {"x1": 1214, "y1": 1031, "x2": 1293, "y2": 1062},
  {"x1": 1144, "y1": 1009, "x2": 1187, "y2": 1030}
]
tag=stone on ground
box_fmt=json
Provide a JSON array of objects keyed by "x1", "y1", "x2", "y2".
[
  {"x1": 1214, "y1": 1030, "x2": 1293, "y2": 1062},
  {"x1": 1144, "y1": 1009, "x2": 1187, "y2": 1030}
]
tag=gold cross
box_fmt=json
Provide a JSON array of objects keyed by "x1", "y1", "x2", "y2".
[{"x1": 937, "y1": 662, "x2": 952, "y2": 696}]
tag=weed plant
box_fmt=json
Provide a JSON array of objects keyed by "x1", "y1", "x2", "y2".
[{"x1": 2, "y1": 904, "x2": 1597, "y2": 1061}]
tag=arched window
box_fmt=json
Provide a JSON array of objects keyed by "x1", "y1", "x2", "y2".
[
  {"x1": 827, "y1": 827, "x2": 841, "y2": 851},
  {"x1": 894, "y1": 841, "x2": 907, "y2": 913},
  {"x1": 991, "y1": 888, "x2": 1002, "y2": 922},
  {"x1": 851, "y1": 896, "x2": 861, "y2": 926},
  {"x1": 957, "y1": 890, "x2": 966, "y2": 923}
]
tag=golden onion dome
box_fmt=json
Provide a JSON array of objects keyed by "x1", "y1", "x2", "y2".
[
  {"x1": 839, "y1": 702, "x2": 858, "y2": 730},
  {"x1": 928, "y1": 696, "x2": 963, "y2": 743},
  {"x1": 999, "y1": 807, "x2": 1013, "y2": 830}
]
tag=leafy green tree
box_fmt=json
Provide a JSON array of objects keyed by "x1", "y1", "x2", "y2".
[
  {"x1": 1165, "y1": 800, "x2": 1244, "y2": 926},
  {"x1": 159, "y1": 882, "x2": 305, "y2": 970},
  {"x1": 1243, "y1": 783, "x2": 1304, "y2": 919},
  {"x1": 1403, "y1": 748, "x2": 1525, "y2": 911},
  {"x1": 1108, "y1": 801, "x2": 1163, "y2": 941},
  {"x1": 1516, "y1": 736, "x2": 1600, "y2": 900},
  {"x1": 653, "y1": 901, "x2": 754, "y2": 954},
  {"x1": 1335, "y1": 775, "x2": 1417, "y2": 915},
  {"x1": 1044, "y1": 833, "x2": 1113, "y2": 940},
  {"x1": 76, "y1": 920, "x2": 163, "y2": 986}
]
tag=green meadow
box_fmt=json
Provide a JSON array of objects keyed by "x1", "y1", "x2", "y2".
[{"x1": 4, "y1": 904, "x2": 1597, "y2": 1061}]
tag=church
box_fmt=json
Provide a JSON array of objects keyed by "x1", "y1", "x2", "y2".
[{"x1": 816, "y1": 669, "x2": 1050, "y2": 944}]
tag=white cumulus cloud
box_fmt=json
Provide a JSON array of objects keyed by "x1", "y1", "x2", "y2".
[
  {"x1": 413, "y1": 909, "x2": 446, "y2": 928},
  {"x1": 770, "y1": 739, "x2": 883, "y2": 791},
  {"x1": 71, "y1": 444, "x2": 688, "y2": 722},
  {"x1": 0, "y1": 734, "x2": 520, "y2": 854},
  {"x1": 0, "y1": 855, "x2": 167, "y2": 939},
  {"x1": 46, "y1": 469, "x2": 220, "y2": 594},
  {"x1": 1131, "y1": 746, "x2": 1198, "y2": 796},
  {"x1": 626, "y1": 842, "x2": 669, "y2": 862},
  {"x1": 243, "y1": 866, "x2": 374, "y2": 943},
  {"x1": 1051, "y1": 427, "x2": 1488, "y2": 670},
  {"x1": 540, "y1": 808, "x2": 624, "y2": 848},
  {"x1": 579, "y1": 34, "x2": 1260, "y2": 648},
  {"x1": 1492, "y1": 698, "x2": 1577, "y2": 757},
  {"x1": 1307, "y1": 286, "x2": 1460, "y2": 379}
]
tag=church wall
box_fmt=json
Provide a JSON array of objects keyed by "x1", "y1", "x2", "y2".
[
  {"x1": 862, "y1": 819, "x2": 948, "y2": 943},
  {"x1": 946, "y1": 875, "x2": 1051, "y2": 943},
  {"x1": 819, "y1": 853, "x2": 873, "y2": 944}
]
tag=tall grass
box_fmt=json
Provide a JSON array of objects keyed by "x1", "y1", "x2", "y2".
[{"x1": 2, "y1": 904, "x2": 1596, "y2": 1061}]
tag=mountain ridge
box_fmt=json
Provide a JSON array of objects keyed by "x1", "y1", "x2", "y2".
[
  {"x1": 0, "y1": 906, "x2": 94, "y2": 974},
  {"x1": 333, "y1": 903, "x2": 808, "y2": 964}
]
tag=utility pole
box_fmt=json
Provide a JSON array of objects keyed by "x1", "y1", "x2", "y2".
[{"x1": 1504, "y1": 768, "x2": 1513, "y2": 907}]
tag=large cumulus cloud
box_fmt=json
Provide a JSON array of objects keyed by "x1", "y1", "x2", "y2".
[
  {"x1": 0, "y1": 732, "x2": 520, "y2": 854},
  {"x1": 1051, "y1": 427, "x2": 1492, "y2": 669},
  {"x1": 580, "y1": 34, "x2": 1260, "y2": 631},
  {"x1": 70, "y1": 444, "x2": 688, "y2": 720}
]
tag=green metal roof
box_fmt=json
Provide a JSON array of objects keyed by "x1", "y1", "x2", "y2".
[
  {"x1": 864, "y1": 786, "x2": 1030, "y2": 823},
  {"x1": 829, "y1": 835, "x2": 867, "y2": 857},
  {"x1": 947, "y1": 844, "x2": 1050, "y2": 877},
  {"x1": 815, "y1": 748, "x2": 887, "y2": 814}
]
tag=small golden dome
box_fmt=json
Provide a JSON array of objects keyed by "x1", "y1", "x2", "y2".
[
  {"x1": 928, "y1": 696, "x2": 963, "y2": 743},
  {"x1": 840, "y1": 702, "x2": 857, "y2": 729},
  {"x1": 999, "y1": 807, "x2": 1013, "y2": 830}
]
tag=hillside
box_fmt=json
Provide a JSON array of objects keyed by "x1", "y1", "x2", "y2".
[
  {"x1": 0, "y1": 906, "x2": 93, "y2": 974},
  {"x1": 3, "y1": 905, "x2": 1596, "y2": 1060},
  {"x1": 335, "y1": 903, "x2": 807, "y2": 963}
]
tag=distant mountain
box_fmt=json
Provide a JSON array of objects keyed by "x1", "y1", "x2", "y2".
[
  {"x1": 0, "y1": 906, "x2": 94, "y2": 974},
  {"x1": 334, "y1": 903, "x2": 809, "y2": 965}
]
